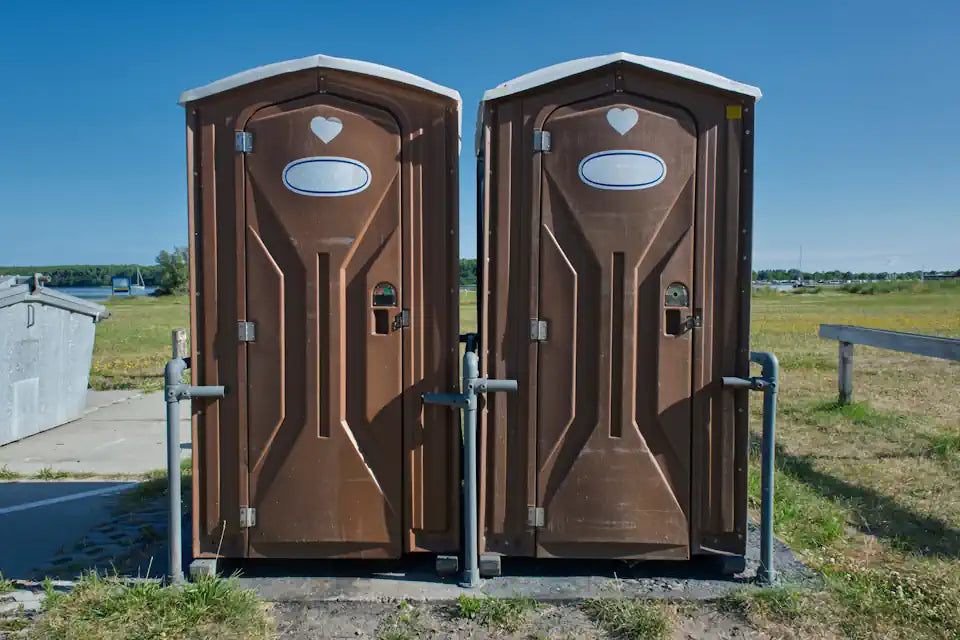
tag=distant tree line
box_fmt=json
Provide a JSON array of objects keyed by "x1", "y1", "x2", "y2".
[
  {"x1": 0, "y1": 246, "x2": 191, "y2": 295},
  {"x1": 0, "y1": 264, "x2": 163, "y2": 287},
  {"x1": 3, "y1": 258, "x2": 478, "y2": 288},
  {"x1": 753, "y1": 268, "x2": 959, "y2": 282},
  {"x1": 460, "y1": 259, "x2": 477, "y2": 286},
  {"x1": 19, "y1": 257, "x2": 949, "y2": 290}
]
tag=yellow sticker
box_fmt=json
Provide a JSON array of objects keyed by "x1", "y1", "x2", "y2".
[{"x1": 726, "y1": 105, "x2": 743, "y2": 120}]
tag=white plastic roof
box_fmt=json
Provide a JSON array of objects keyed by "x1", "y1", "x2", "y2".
[
  {"x1": 178, "y1": 54, "x2": 462, "y2": 146},
  {"x1": 179, "y1": 53, "x2": 461, "y2": 105},
  {"x1": 481, "y1": 52, "x2": 762, "y2": 102}
]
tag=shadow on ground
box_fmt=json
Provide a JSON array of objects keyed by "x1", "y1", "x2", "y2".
[{"x1": 756, "y1": 434, "x2": 960, "y2": 557}]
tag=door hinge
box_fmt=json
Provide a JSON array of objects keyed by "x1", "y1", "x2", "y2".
[
  {"x1": 237, "y1": 321, "x2": 256, "y2": 342},
  {"x1": 239, "y1": 507, "x2": 256, "y2": 528},
  {"x1": 529, "y1": 319, "x2": 548, "y2": 342},
  {"x1": 526, "y1": 506, "x2": 545, "y2": 528},
  {"x1": 533, "y1": 130, "x2": 551, "y2": 152},
  {"x1": 235, "y1": 131, "x2": 253, "y2": 153},
  {"x1": 391, "y1": 309, "x2": 410, "y2": 331}
]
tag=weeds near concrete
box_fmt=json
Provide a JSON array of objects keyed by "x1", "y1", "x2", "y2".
[
  {"x1": 376, "y1": 600, "x2": 421, "y2": 640},
  {"x1": 0, "y1": 573, "x2": 14, "y2": 594},
  {"x1": 455, "y1": 594, "x2": 538, "y2": 632},
  {"x1": 114, "y1": 458, "x2": 192, "y2": 512},
  {"x1": 35, "y1": 468, "x2": 72, "y2": 480},
  {"x1": 30, "y1": 572, "x2": 273, "y2": 640},
  {"x1": 582, "y1": 598, "x2": 671, "y2": 640},
  {"x1": 0, "y1": 466, "x2": 24, "y2": 480},
  {"x1": 0, "y1": 616, "x2": 29, "y2": 633}
]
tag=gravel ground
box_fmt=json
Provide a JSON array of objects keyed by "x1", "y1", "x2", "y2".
[{"x1": 272, "y1": 600, "x2": 772, "y2": 639}]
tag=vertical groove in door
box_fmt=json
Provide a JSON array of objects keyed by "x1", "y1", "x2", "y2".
[
  {"x1": 610, "y1": 252, "x2": 624, "y2": 438},
  {"x1": 317, "y1": 252, "x2": 329, "y2": 438}
]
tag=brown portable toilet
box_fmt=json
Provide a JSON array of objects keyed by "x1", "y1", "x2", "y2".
[
  {"x1": 476, "y1": 53, "x2": 761, "y2": 572},
  {"x1": 179, "y1": 55, "x2": 461, "y2": 567}
]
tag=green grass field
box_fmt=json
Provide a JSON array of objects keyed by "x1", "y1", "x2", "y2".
[
  {"x1": 91, "y1": 284, "x2": 960, "y2": 638},
  {"x1": 745, "y1": 285, "x2": 960, "y2": 638},
  {"x1": 90, "y1": 295, "x2": 190, "y2": 391}
]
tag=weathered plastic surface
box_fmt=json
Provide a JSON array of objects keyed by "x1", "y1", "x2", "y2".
[
  {"x1": 0, "y1": 276, "x2": 107, "y2": 446},
  {"x1": 477, "y1": 56, "x2": 757, "y2": 560},
  {"x1": 182, "y1": 56, "x2": 461, "y2": 560}
]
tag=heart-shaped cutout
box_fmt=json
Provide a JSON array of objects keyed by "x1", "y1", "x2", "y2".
[
  {"x1": 606, "y1": 107, "x2": 638, "y2": 135},
  {"x1": 310, "y1": 116, "x2": 343, "y2": 143}
]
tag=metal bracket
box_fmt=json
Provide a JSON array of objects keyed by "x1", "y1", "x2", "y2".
[
  {"x1": 530, "y1": 319, "x2": 548, "y2": 342},
  {"x1": 235, "y1": 131, "x2": 253, "y2": 153},
  {"x1": 533, "y1": 130, "x2": 551, "y2": 152},
  {"x1": 239, "y1": 507, "x2": 256, "y2": 528},
  {"x1": 237, "y1": 321, "x2": 256, "y2": 342},
  {"x1": 526, "y1": 506, "x2": 545, "y2": 528},
  {"x1": 392, "y1": 309, "x2": 410, "y2": 331}
]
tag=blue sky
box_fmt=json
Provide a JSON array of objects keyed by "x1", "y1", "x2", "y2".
[{"x1": 0, "y1": 1, "x2": 957, "y2": 272}]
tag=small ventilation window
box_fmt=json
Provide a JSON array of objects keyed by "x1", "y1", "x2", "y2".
[
  {"x1": 664, "y1": 283, "x2": 689, "y2": 308},
  {"x1": 372, "y1": 282, "x2": 397, "y2": 307}
]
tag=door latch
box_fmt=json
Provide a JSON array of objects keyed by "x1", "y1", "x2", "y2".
[
  {"x1": 391, "y1": 309, "x2": 410, "y2": 331},
  {"x1": 683, "y1": 312, "x2": 702, "y2": 331}
]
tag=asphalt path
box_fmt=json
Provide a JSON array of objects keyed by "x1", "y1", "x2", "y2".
[{"x1": 0, "y1": 481, "x2": 134, "y2": 579}]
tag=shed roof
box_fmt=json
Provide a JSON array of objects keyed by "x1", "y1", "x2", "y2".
[
  {"x1": 0, "y1": 276, "x2": 108, "y2": 322},
  {"x1": 178, "y1": 54, "x2": 462, "y2": 106},
  {"x1": 481, "y1": 52, "x2": 762, "y2": 102}
]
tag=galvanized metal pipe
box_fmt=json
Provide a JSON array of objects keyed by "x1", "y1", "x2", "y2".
[
  {"x1": 422, "y1": 339, "x2": 515, "y2": 588},
  {"x1": 164, "y1": 338, "x2": 225, "y2": 584},
  {"x1": 164, "y1": 357, "x2": 188, "y2": 583},
  {"x1": 750, "y1": 351, "x2": 779, "y2": 585},
  {"x1": 461, "y1": 350, "x2": 481, "y2": 588}
]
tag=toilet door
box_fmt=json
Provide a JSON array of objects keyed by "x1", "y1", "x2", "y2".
[
  {"x1": 535, "y1": 94, "x2": 697, "y2": 559},
  {"x1": 242, "y1": 94, "x2": 405, "y2": 558}
]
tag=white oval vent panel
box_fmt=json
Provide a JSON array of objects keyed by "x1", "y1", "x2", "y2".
[
  {"x1": 578, "y1": 150, "x2": 666, "y2": 191},
  {"x1": 282, "y1": 157, "x2": 371, "y2": 197}
]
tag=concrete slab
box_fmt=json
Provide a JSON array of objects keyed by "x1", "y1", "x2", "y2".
[
  {"x1": 84, "y1": 390, "x2": 142, "y2": 413},
  {"x1": 0, "y1": 392, "x2": 190, "y2": 476},
  {"x1": 0, "y1": 481, "x2": 135, "y2": 579},
  {"x1": 235, "y1": 524, "x2": 815, "y2": 603}
]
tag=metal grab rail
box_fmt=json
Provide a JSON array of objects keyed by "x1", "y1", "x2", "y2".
[
  {"x1": 164, "y1": 329, "x2": 225, "y2": 583},
  {"x1": 423, "y1": 336, "x2": 517, "y2": 587},
  {"x1": 723, "y1": 350, "x2": 779, "y2": 585},
  {"x1": 819, "y1": 324, "x2": 960, "y2": 404}
]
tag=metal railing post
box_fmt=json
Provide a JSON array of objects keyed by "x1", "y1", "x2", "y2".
[
  {"x1": 722, "y1": 350, "x2": 779, "y2": 585},
  {"x1": 164, "y1": 329, "x2": 225, "y2": 583},
  {"x1": 461, "y1": 350, "x2": 481, "y2": 588},
  {"x1": 751, "y1": 351, "x2": 779, "y2": 585},
  {"x1": 164, "y1": 356, "x2": 188, "y2": 583},
  {"x1": 422, "y1": 335, "x2": 516, "y2": 588}
]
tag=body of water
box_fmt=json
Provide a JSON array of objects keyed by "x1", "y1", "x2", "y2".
[{"x1": 49, "y1": 286, "x2": 157, "y2": 301}]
